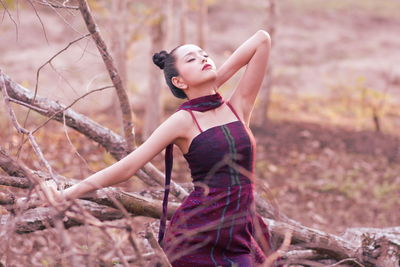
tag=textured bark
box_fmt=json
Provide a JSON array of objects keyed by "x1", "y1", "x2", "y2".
[
  {"x1": 266, "y1": 218, "x2": 400, "y2": 267},
  {"x1": 265, "y1": 218, "x2": 358, "y2": 260},
  {"x1": 81, "y1": 187, "x2": 179, "y2": 219},
  {"x1": 0, "y1": 175, "x2": 32, "y2": 189},
  {"x1": 0, "y1": 200, "x2": 124, "y2": 234},
  {"x1": 0, "y1": 146, "x2": 30, "y2": 178},
  {"x1": 0, "y1": 192, "x2": 14, "y2": 205},
  {"x1": 77, "y1": 0, "x2": 135, "y2": 151},
  {"x1": 0, "y1": 171, "x2": 179, "y2": 220}
]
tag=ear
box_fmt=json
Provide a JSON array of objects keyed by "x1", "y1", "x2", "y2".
[{"x1": 171, "y1": 76, "x2": 188, "y2": 90}]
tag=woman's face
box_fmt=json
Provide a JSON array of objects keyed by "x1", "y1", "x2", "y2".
[{"x1": 173, "y1": 44, "x2": 217, "y2": 88}]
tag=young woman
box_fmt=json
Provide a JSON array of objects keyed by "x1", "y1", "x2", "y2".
[{"x1": 61, "y1": 30, "x2": 272, "y2": 266}]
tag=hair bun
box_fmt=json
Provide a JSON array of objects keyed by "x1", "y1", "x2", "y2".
[{"x1": 152, "y1": 50, "x2": 169, "y2": 70}]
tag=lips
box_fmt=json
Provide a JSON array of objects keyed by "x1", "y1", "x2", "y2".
[{"x1": 202, "y1": 64, "x2": 212, "y2": 71}]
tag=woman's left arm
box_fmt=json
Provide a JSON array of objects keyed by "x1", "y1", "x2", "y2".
[{"x1": 215, "y1": 30, "x2": 271, "y2": 124}]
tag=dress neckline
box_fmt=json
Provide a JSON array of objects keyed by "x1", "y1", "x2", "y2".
[{"x1": 183, "y1": 120, "x2": 243, "y2": 156}]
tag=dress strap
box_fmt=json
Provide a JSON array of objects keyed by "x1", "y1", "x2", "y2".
[
  {"x1": 226, "y1": 101, "x2": 242, "y2": 122},
  {"x1": 187, "y1": 110, "x2": 203, "y2": 132}
]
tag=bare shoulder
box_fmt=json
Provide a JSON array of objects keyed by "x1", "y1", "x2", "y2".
[{"x1": 166, "y1": 110, "x2": 193, "y2": 137}]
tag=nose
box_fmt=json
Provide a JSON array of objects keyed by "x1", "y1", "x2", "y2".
[{"x1": 201, "y1": 56, "x2": 207, "y2": 63}]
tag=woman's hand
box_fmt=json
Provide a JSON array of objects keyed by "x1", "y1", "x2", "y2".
[{"x1": 15, "y1": 180, "x2": 64, "y2": 209}]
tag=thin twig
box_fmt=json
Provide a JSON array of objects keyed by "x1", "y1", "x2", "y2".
[
  {"x1": 77, "y1": 0, "x2": 135, "y2": 151},
  {"x1": 62, "y1": 111, "x2": 93, "y2": 172},
  {"x1": 1, "y1": 69, "x2": 58, "y2": 187},
  {"x1": 0, "y1": 0, "x2": 19, "y2": 41},
  {"x1": 25, "y1": 0, "x2": 49, "y2": 44},
  {"x1": 31, "y1": 85, "x2": 113, "y2": 135},
  {"x1": 326, "y1": 258, "x2": 365, "y2": 267},
  {"x1": 33, "y1": 0, "x2": 79, "y2": 10},
  {"x1": 32, "y1": 33, "x2": 91, "y2": 117}
]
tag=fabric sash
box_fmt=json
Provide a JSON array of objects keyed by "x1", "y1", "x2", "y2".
[{"x1": 158, "y1": 92, "x2": 225, "y2": 244}]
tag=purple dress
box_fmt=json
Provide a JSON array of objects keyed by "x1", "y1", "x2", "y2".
[{"x1": 163, "y1": 102, "x2": 272, "y2": 267}]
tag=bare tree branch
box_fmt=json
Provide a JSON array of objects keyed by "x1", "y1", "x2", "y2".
[
  {"x1": 1, "y1": 200, "x2": 124, "y2": 233},
  {"x1": 33, "y1": 0, "x2": 79, "y2": 10},
  {"x1": 2, "y1": 191, "x2": 399, "y2": 266},
  {"x1": 77, "y1": 0, "x2": 135, "y2": 151},
  {"x1": 0, "y1": 175, "x2": 32, "y2": 189},
  {"x1": 0, "y1": 70, "x2": 189, "y2": 200},
  {"x1": 0, "y1": 0, "x2": 18, "y2": 41},
  {"x1": 26, "y1": 0, "x2": 49, "y2": 44},
  {"x1": 1, "y1": 70, "x2": 58, "y2": 184}
]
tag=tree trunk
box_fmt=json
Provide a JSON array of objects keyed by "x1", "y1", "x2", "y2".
[
  {"x1": 197, "y1": 0, "x2": 208, "y2": 49},
  {"x1": 143, "y1": 7, "x2": 165, "y2": 140},
  {"x1": 108, "y1": 0, "x2": 129, "y2": 123},
  {"x1": 165, "y1": 0, "x2": 174, "y2": 49},
  {"x1": 256, "y1": 0, "x2": 277, "y2": 127},
  {"x1": 179, "y1": 0, "x2": 187, "y2": 44}
]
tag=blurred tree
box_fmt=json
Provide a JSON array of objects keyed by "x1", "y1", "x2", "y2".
[
  {"x1": 255, "y1": 0, "x2": 277, "y2": 126},
  {"x1": 2, "y1": 0, "x2": 15, "y2": 8},
  {"x1": 108, "y1": 0, "x2": 130, "y2": 121},
  {"x1": 165, "y1": 0, "x2": 174, "y2": 49},
  {"x1": 143, "y1": 0, "x2": 166, "y2": 140},
  {"x1": 197, "y1": 0, "x2": 208, "y2": 49},
  {"x1": 179, "y1": 0, "x2": 188, "y2": 44}
]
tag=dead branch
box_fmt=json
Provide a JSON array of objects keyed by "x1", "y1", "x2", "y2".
[
  {"x1": 1, "y1": 200, "x2": 124, "y2": 233},
  {"x1": 33, "y1": 33, "x2": 91, "y2": 102},
  {"x1": 145, "y1": 228, "x2": 172, "y2": 267},
  {"x1": 0, "y1": 192, "x2": 14, "y2": 205},
  {"x1": 26, "y1": 0, "x2": 49, "y2": 44},
  {"x1": 0, "y1": 145, "x2": 179, "y2": 221},
  {"x1": 1, "y1": 70, "x2": 58, "y2": 184},
  {"x1": 265, "y1": 218, "x2": 400, "y2": 267},
  {"x1": 0, "y1": 176, "x2": 179, "y2": 220},
  {"x1": 0, "y1": 175, "x2": 32, "y2": 189},
  {"x1": 77, "y1": 0, "x2": 135, "y2": 151},
  {"x1": 0, "y1": 70, "x2": 189, "y2": 201},
  {"x1": 33, "y1": 0, "x2": 79, "y2": 10},
  {"x1": 0, "y1": 0, "x2": 18, "y2": 41},
  {"x1": 2, "y1": 193, "x2": 399, "y2": 266},
  {"x1": 0, "y1": 146, "x2": 30, "y2": 178},
  {"x1": 265, "y1": 218, "x2": 358, "y2": 260}
]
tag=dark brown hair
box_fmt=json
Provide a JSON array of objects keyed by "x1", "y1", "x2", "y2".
[{"x1": 152, "y1": 46, "x2": 187, "y2": 99}]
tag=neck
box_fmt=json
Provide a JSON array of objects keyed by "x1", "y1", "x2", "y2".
[{"x1": 185, "y1": 81, "x2": 218, "y2": 100}]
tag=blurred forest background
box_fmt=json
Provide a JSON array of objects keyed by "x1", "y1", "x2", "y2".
[{"x1": 1, "y1": 0, "x2": 400, "y2": 266}]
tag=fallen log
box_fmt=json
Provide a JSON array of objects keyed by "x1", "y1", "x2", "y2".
[{"x1": 1, "y1": 200, "x2": 124, "y2": 234}]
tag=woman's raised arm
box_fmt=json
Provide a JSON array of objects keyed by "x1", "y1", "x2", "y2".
[
  {"x1": 62, "y1": 111, "x2": 188, "y2": 200},
  {"x1": 215, "y1": 30, "x2": 271, "y2": 124}
]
